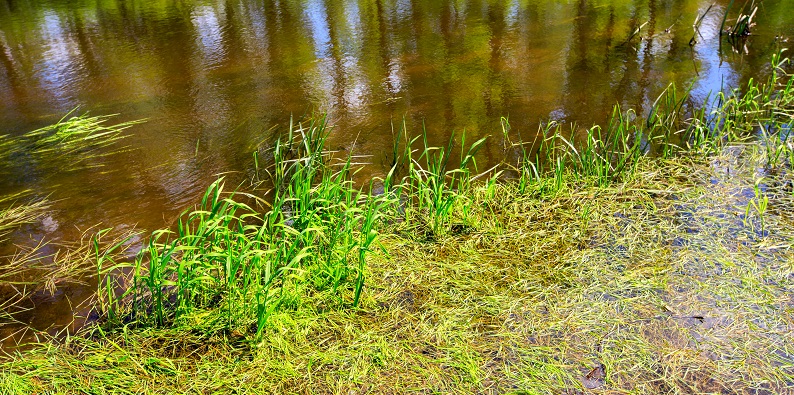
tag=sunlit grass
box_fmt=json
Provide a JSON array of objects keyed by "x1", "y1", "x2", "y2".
[
  {"x1": 0, "y1": 111, "x2": 141, "y2": 176},
  {"x1": 0, "y1": 192, "x2": 49, "y2": 243},
  {"x1": 0, "y1": 111, "x2": 140, "y2": 243},
  {"x1": 0, "y1": 54, "x2": 793, "y2": 393},
  {"x1": 0, "y1": 112, "x2": 140, "y2": 345}
]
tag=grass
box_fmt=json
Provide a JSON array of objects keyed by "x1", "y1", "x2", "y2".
[
  {"x1": 0, "y1": 192, "x2": 49, "y2": 243},
  {"x1": 0, "y1": 112, "x2": 140, "y2": 345},
  {"x1": 0, "y1": 111, "x2": 141, "y2": 177},
  {"x1": 86, "y1": 116, "x2": 394, "y2": 337},
  {"x1": 0, "y1": 111, "x2": 141, "y2": 245},
  {"x1": 3, "y1": 150, "x2": 793, "y2": 394},
  {"x1": 0, "y1": 54, "x2": 793, "y2": 393}
]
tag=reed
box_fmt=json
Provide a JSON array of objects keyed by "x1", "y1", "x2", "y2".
[
  {"x1": 689, "y1": 3, "x2": 714, "y2": 46},
  {"x1": 720, "y1": 0, "x2": 759, "y2": 53},
  {"x1": 719, "y1": 0, "x2": 736, "y2": 37}
]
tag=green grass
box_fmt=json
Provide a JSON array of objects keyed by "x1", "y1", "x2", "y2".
[
  {"x1": 0, "y1": 55, "x2": 793, "y2": 393},
  {"x1": 0, "y1": 111, "x2": 141, "y2": 244},
  {"x1": 0, "y1": 192, "x2": 49, "y2": 243},
  {"x1": 0, "y1": 112, "x2": 140, "y2": 342},
  {"x1": 0, "y1": 111, "x2": 141, "y2": 177},
  {"x1": 3, "y1": 149, "x2": 793, "y2": 394}
]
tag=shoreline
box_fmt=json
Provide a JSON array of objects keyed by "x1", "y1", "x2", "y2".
[{"x1": 1, "y1": 56, "x2": 793, "y2": 393}]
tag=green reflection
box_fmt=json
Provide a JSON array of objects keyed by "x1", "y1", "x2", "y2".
[{"x1": 0, "y1": 0, "x2": 792, "y2": 232}]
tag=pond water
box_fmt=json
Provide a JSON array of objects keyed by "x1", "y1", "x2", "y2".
[{"x1": 1, "y1": 0, "x2": 793, "y2": 344}]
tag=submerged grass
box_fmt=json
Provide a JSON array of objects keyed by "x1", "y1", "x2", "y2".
[
  {"x1": 0, "y1": 111, "x2": 140, "y2": 176},
  {"x1": 0, "y1": 112, "x2": 140, "y2": 346},
  {"x1": 0, "y1": 192, "x2": 49, "y2": 243},
  {"x1": 1, "y1": 55, "x2": 794, "y2": 393},
  {"x1": 0, "y1": 230, "x2": 136, "y2": 338},
  {"x1": 0, "y1": 110, "x2": 140, "y2": 245}
]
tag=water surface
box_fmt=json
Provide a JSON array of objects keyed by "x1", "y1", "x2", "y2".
[{"x1": 1, "y1": 0, "x2": 793, "y2": 343}]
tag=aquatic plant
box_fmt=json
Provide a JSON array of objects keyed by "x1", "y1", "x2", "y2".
[
  {"x1": 0, "y1": 112, "x2": 140, "y2": 338},
  {"x1": 0, "y1": 192, "x2": 49, "y2": 243},
  {"x1": 721, "y1": 0, "x2": 758, "y2": 38},
  {"x1": 96, "y1": 55, "x2": 793, "y2": 337},
  {"x1": 689, "y1": 3, "x2": 715, "y2": 46},
  {"x1": 0, "y1": 112, "x2": 140, "y2": 243},
  {"x1": 0, "y1": 112, "x2": 141, "y2": 177}
]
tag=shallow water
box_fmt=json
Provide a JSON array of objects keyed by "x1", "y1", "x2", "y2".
[{"x1": 1, "y1": 0, "x2": 793, "y2": 344}]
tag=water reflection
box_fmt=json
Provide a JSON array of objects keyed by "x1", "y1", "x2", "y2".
[
  {"x1": 0, "y1": 0, "x2": 793, "y2": 340},
  {"x1": 0, "y1": 0, "x2": 792, "y2": 238}
]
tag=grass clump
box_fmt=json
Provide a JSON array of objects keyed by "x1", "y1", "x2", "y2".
[
  {"x1": 98, "y1": 117, "x2": 395, "y2": 338},
  {"x1": 720, "y1": 0, "x2": 758, "y2": 40}
]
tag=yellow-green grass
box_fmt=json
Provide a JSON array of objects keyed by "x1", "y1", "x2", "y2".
[
  {"x1": 1, "y1": 54, "x2": 793, "y2": 394},
  {"x1": 2, "y1": 146, "x2": 793, "y2": 394}
]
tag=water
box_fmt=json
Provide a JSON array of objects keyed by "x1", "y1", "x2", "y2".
[{"x1": 1, "y1": 0, "x2": 793, "y2": 344}]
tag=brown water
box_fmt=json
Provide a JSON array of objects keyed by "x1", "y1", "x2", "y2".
[{"x1": 1, "y1": 0, "x2": 793, "y2": 344}]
